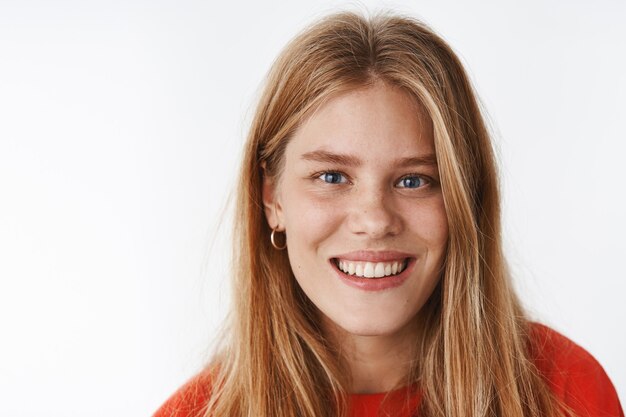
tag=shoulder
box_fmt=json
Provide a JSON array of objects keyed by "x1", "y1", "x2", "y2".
[
  {"x1": 528, "y1": 322, "x2": 624, "y2": 417},
  {"x1": 153, "y1": 369, "x2": 213, "y2": 417}
]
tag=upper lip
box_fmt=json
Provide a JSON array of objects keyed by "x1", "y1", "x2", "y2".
[{"x1": 332, "y1": 250, "x2": 414, "y2": 262}]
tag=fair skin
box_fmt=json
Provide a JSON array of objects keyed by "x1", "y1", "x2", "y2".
[{"x1": 263, "y1": 81, "x2": 449, "y2": 393}]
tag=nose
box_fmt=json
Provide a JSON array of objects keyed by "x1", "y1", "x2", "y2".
[{"x1": 347, "y1": 186, "x2": 402, "y2": 239}]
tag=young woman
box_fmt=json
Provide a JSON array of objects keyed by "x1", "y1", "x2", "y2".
[{"x1": 154, "y1": 11, "x2": 623, "y2": 417}]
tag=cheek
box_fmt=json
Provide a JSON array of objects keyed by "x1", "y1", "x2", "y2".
[
  {"x1": 403, "y1": 197, "x2": 449, "y2": 247},
  {"x1": 281, "y1": 186, "x2": 344, "y2": 251},
  {"x1": 431, "y1": 205, "x2": 449, "y2": 246},
  {"x1": 280, "y1": 188, "x2": 344, "y2": 304}
]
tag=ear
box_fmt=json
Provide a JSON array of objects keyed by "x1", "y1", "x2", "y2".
[{"x1": 261, "y1": 162, "x2": 284, "y2": 231}]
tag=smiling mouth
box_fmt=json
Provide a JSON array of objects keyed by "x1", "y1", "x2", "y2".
[{"x1": 331, "y1": 257, "x2": 410, "y2": 279}]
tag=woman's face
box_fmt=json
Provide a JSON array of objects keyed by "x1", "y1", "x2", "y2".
[{"x1": 263, "y1": 82, "x2": 448, "y2": 338}]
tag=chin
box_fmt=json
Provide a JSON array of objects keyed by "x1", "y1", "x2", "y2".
[{"x1": 331, "y1": 314, "x2": 415, "y2": 338}]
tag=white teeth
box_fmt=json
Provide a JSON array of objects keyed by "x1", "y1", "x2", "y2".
[
  {"x1": 335, "y1": 258, "x2": 408, "y2": 279},
  {"x1": 374, "y1": 263, "x2": 385, "y2": 278}
]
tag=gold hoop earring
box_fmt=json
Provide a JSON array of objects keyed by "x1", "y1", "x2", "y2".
[{"x1": 270, "y1": 227, "x2": 287, "y2": 250}]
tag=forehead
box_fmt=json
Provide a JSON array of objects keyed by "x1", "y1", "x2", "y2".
[{"x1": 286, "y1": 83, "x2": 434, "y2": 160}]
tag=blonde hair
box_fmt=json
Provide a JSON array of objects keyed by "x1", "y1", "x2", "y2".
[{"x1": 204, "y1": 11, "x2": 568, "y2": 417}]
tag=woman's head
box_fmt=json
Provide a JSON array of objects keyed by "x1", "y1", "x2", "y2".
[{"x1": 242, "y1": 10, "x2": 499, "y2": 339}]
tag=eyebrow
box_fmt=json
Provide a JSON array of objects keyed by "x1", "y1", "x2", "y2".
[{"x1": 300, "y1": 149, "x2": 438, "y2": 168}]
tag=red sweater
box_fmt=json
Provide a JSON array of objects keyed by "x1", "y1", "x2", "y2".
[{"x1": 153, "y1": 323, "x2": 623, "y2": 417}]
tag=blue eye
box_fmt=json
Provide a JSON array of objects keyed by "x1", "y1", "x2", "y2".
[
  {"x1": 319, "y1": 172, "x2": 347, "y2": 184},
  {"x1": 397, "y1": 175, "x2": 425, "y2": 189}
]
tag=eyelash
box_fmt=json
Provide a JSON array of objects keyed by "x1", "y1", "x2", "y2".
[{"x1": 312, "y1": 170, "x2": 432, "y2": 189}]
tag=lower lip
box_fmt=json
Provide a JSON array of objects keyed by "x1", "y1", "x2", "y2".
[{"x1": 329, "y1": 258, "x2": 415, "y2": 292}]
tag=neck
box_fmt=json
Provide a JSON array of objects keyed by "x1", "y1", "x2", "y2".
[{"x1": 324, "y1": 318, "x2": 421, "y2": 394}]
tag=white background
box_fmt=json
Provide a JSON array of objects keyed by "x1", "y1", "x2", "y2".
[{"x1": 0, "y1": 1, "x2": 624, "y2": 416}]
